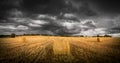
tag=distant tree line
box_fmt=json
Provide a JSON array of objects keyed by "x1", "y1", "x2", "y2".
[
  {"x1": 0, "y1": 33, "x2": 112, "y2": 38},
  {"x1": 93, "y1": 34, "x2": 112, "y2": 37},
  {"x1": 0, "y1": 33, "x2": 16, "y2": 38}
]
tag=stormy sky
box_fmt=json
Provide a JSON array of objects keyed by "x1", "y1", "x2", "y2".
[{"x1": 0, "y1": 0, "x2": 120, "y2": 37}]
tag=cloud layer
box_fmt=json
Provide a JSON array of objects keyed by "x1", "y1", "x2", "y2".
[{"x1": 0, "y1": 0, "x2": 120, "y2": 37}]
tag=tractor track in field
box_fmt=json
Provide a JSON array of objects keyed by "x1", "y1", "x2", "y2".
[
  {"x1": 0, "y1": 41, "x2": 45, "y2": 53},
  {"x1": 0, "y1": 42, "x2": 52, "y2": 61},
  {"x1": 31, "y1": 42, "x2": 52, "y2": 63}
]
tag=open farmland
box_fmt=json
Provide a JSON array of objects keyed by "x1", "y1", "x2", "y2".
[{"x1": 0, "y1": 36, "x2": 120, "y2": 63}]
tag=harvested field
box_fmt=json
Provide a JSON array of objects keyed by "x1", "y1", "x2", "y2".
[{"x1": 0, "y1": 36, "x2": 120, "y2": 63}]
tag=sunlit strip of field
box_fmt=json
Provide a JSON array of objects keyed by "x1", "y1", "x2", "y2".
[{"x1": 53, "y1": 38, "x2": 70, "y2": 55}]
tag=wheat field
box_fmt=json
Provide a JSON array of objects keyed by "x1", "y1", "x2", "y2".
[{"x1": 0, "y1": 36, "x2": 120, "y2": 63}]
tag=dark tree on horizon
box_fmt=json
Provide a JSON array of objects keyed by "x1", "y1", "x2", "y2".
[{"x1": 11, "y1": 33, "x2": 16, "y2": 38}]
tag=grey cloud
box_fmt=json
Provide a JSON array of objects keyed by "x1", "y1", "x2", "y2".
[
  {"x1": 21, "y1": 0, "x2": 68, "y2": 14},
  {"x1": 0, "y1": 24, "x2": 29, "y2": 30},
  {"x1": 19, "y1": 0, "x2": 98, "y2": 17},
  {"x1": 68, "y1": 0, "x2": 97, "y2": 17},
  {"x1": 0, "y1": 22, "x2": 29, "y2": 35},
  {"x1": 49, "y1": 19, "x2": 97, "y2": 35},
  {"x1": 0, "y1": 12, "x2": 99, "y2": 36},
  {"x1": 89, "y1": 0, "x2": 120, "y2": 14},
  {"x1": 81, "y1": 20, "x2": 96, "y2": 28},
  {"x1": 6, "y1": 9, "x2": 24, "y2": 18},
  {"x1": 77, "y1": 28, "x2": 107, "y2": 36},
  {"x1": 57, "y1": 13, "x2": 80, "y2": 22},
  {"x1": 108, "y1": 27, "x2": 120, "y2": 34},
  {"x1": 28, "y1": 23, "x2": 42, "y2": 27}
]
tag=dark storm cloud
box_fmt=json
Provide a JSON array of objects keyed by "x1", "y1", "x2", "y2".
[
  {"x1": 0, "y1": 0, "x2": 120, "y2": 36},
  {"x1": 81, "y1": 20, "x2": 96, "y2": 28},
  {"x1": 68, "y1": 0, "x2": 97, "y2": 17},
  {"x1": 0, "y1": 0, "x2": 98, "y2": 18},
  {"x1": 1, "y1": 0, "x2": 120, "y2": 17},
  {"x1": 19, "y1": 0, "x2": 97, "y2": 17},
  {"x1": 0, "y1": 0, "x2": 22, "y2": 18},
  {"x1": 21, "y1": 0, "x2": 68, "y2": 14},
  {"x1": 89, "y1": 0, "x2": 120, "y2": 14},
  {"x1": 108, "y1": 27, "x2": 120, "y2": 34}
]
